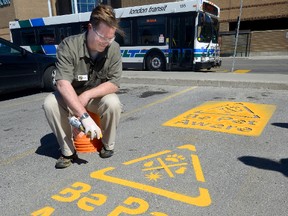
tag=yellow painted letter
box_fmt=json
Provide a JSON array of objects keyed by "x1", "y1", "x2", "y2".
[
  {"x1": 31, "y1": 206, "x2": 55, "y2": 216},
  {"x1": 108, "y1": 196, "x2": 149, "y2": 215}
]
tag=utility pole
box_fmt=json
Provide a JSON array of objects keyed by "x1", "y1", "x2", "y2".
[
  {"x1": 231, "y1": 0, "x2": 243, "y2": 72},
  {"x1": 47, "y1": 0, "x2": 56, "y2": 16},
  {"x1": 71, "y1": 0, "x2": 78, "y2": 14}
]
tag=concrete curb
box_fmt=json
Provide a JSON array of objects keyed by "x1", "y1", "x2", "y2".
[{"x1": 122, "y1": 71, "x2": 288, "y2": 90}]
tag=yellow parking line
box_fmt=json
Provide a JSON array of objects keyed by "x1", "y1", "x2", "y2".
[
  {"x1": 121, "y1": 86, "x2": 198, "y2": 118},
  {"x1": 233, "y1": 69, "x2": 251, "y2": 74},
  {"x1": 0, "y1": 148, "x2": 36, "y2": 166}
]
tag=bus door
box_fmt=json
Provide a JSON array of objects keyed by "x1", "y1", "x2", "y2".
[{"x1": 170, "y1": 14, "x2": 196, "y2": 69}]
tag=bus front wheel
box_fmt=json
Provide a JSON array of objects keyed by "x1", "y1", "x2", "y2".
[{"x1": 146, "y1": 53, "x2": 165, "y2": 71}]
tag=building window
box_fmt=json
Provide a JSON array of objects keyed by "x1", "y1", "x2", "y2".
[
  {"x1": 0, "y1": 0, "x2": 11, "y2": 7},
  {"x1": 77, "y1": 0, "x2": 98, "y2": 13}
]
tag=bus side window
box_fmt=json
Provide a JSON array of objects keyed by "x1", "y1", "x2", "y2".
[
  {"x1": 137, "y1": 16, "x2": 166, "y2": 46},
  {"x1": 67, "y1": 27, "x2": 72, "y2": 37},
  {"x1": 115, "y1": 32, "x2": 124, "y2": 45},
  {"x1": 39, "y1": 28, "x2": 56, "y2": 45},
  {"x1": 21, "y1": 29, "x2": 37, "y2": 45},
  {"x1": 123, "y1": 27, "x2": 131, "y2": 45},
  {"x1": 80, "y1": 23, "x2": 88, "y2": 33},
  {"x1": 141, "y1": 29, "x2": 152, "y2": 45},
  {"x1": 59, "y1": 28, "x2": 66, "y2": 40},
  {"x1": 116, "y1": 20, "x2": 131, "y2": 46}
]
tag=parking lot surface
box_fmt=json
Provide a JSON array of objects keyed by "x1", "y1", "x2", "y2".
[{"x1": 1, "y1": 81, "x2": 288, "y2": 215}]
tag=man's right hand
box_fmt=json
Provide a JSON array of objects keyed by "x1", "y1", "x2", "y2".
[{"x1": 81, "y1": 116, "x2": 102, "y2": 140}]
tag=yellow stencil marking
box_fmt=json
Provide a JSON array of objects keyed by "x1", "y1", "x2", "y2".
[
  {"x1": 143, "y1": 158, "x2": 188, "y2": 178},
  {"x1": 177, "y1": 144, "x2": 196, "y2": 152},
  {"x1": 163, "y1": 101, "x2": 276, "y2": 136},
  {"x1": 191, "y1": 155, "x2": 205, "y2": 182},
  {"x1": 90, "y1": 167, "x2": 211, "y2": 207},
  {"x1": 123, "y1": 150, "x2": 171, "y2": 165},
  {"x1": 89, "y1": 144, "x2": 211, "y2": 207},
  {"x1": 145, "y1": 172, "x2": 162, "y2": 181},
  {"x1": 142, "y1": 162, "x2": 188, "y2": 172},
  {"x1": 233, "y1": 69, "x2": 250, "y2": 74}
]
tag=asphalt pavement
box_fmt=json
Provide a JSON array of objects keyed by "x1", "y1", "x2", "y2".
[{"x1": 1, "y1": 56, "x2": 288, "y2": 216}]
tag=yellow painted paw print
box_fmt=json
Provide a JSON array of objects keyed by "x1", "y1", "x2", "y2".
[{"x1": 165, "y1": 154, "x2": 185, "y2": 163}]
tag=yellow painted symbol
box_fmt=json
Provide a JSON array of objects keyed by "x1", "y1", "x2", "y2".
[
  {"x1": 142, "y1": 155, "x2": 188, "y2": 178},
  {"x1": 163, "y1": 101, "x2": 276, "y2": 136},
  {"x1": 145, "y1": 172, "x2": 162, "y2": 181},
  {"x1": 90, "y1": 144, "x2": 211, "y2": 207}
]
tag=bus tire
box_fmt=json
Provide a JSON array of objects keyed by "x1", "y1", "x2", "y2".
[
  {"x1": 146, "y1": 53, "x2": 165, "y2": 71},
  {"x1": 43, "y1": 66, "x2": 57, "y2": 91}
]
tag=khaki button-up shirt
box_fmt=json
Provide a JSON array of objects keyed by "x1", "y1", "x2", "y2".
[{"x1": 55, "y1": 32, "x2": 122, "y2": 94}]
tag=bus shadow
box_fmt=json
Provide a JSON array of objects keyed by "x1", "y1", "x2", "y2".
[{"x1": 238, "y1": 156, "x2": 288, "y2": 177}]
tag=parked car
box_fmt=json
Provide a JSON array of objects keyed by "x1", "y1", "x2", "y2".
[{"x1": 0, "y1": 37, "x2": 57, "y2": 94}]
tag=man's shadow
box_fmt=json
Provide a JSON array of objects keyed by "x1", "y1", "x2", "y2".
[
  {"x1": 36, "y1": 133, "x2": 88, "y2": 165},
  {"x1": 238, "y1": 156, "x2": 288, "y2": 177}
]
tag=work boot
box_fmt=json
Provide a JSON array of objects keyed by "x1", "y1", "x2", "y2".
[
  {"x1": 55, "y1": 152, "x2": 78, "y2": 169},
  {"x1": 99, "y1": 147, "x2": 114, "y2": 158}
]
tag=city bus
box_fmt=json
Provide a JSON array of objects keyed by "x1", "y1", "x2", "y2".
[{"x1": 9, "y1": 0, "x2": 221, "y2": 71}]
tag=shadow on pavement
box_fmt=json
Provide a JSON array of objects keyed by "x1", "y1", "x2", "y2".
[
  {"x1": 271, "y1": 123, "x2": 288, "y2": 129},
  {"x1": 37, "y1": 133, "x2": 61, "y2": 159},
  {"x1": 238, "y1": 156, "x2": 288, "y2": 177},
  {"x1": 0, "y1": 89, "x2": 42, "y2": 101},
  {"x1": 37, "y1": 133, "x2": 88, "y2": 166}
]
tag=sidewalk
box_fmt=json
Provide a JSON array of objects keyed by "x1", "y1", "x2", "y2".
[{"x1": 122, "y1": 70, "x2": 288, "y2": 90}]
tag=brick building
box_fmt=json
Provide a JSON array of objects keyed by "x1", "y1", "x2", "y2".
[
  {"x1": 1, "y1": 0, "x2": 287, "y2": 56},
  {"x1": 0, "y1": 0, "x2": 71, "y2": 40}
]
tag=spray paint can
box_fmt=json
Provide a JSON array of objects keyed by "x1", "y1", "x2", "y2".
[{"x1": 68, "y1": 116, "x2": 85, "y2": 132}]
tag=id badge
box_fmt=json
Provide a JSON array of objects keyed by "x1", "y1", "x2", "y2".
[{"x1": 77, "y1": 75, "x2": 88, "y2": 81}]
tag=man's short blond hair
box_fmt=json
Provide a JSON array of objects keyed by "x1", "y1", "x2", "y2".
[{"x1": 90, "y1": 4, "x2": 119, "y2": 30}]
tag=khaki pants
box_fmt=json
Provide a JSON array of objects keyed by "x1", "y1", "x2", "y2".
[{"x1": 43, "y1": 91, "x2": 122, "y2": 156}]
